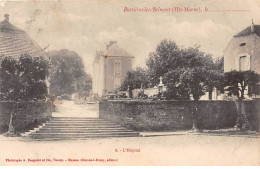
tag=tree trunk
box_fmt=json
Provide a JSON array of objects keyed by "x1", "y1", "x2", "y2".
[
  {"x1": 5, "y1": 102, "x2": 20, "y2": 137},
  {"x1": 191, "y1": 104, "x2": 200, "y2": 132},
  {"x1": 208, "y1": 88, "x2": 213, "y2": 100},
  {"x1": 129, "y1": 88, "x2": 133, "y2": 98},
  {"x1": 237, "y1": 99, "x2": 250, "y2": 131},
  {"x1": 241, "y1": 88, "x2": 244, "y2": 100},
  {"x1": 236, "y1": 99, "x2": 243, "y2": 130},
  {"x1": 193, "y1": 93, "x2": 200, "y2": 102},
  {"x1": 236, "y1": 98, "x2": 249, "y2": 130},
  {"x1": 5, "y1": 112, "x2": 15, "y2": 136}
]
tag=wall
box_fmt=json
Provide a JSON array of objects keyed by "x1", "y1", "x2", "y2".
[
  {"x1": 0, "y1": 101, "x2": 52, "y2": 133},
  {"x1": 92, "y1": 52, "x2": 105, "y2": 97},
  {"x1": 104, "y1": 56, "x2": 133, "y2": 93},
  {"x1": 99, "y1": 100, "x2": 240, "y2": 131},
  {"x1": 224, "y1": 34, "x2": 260, "y2": 74},
  {"x1": 242, "y1": 99, "x2": 260, "y2": 131}
]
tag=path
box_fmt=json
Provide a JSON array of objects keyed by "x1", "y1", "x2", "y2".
[{"x1": 52, "y1": 100, "x2": 99, "y2": 118}]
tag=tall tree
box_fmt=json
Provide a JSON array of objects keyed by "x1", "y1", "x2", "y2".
[
  {"x1": 146, "y1": 40, "x2": 224, "y2": 131},
  {"x1": 146, "y1": 39, "x2": 182, "y2": 86},
  {"x1": 0, "y1": 54, "x2": 49, "y2": 136},
  {"x1": 48, "y1": 49, "x2": 91, "y2": 96}
]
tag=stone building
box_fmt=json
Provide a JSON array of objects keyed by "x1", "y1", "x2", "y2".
[
  {"x1": 224, "y1": 21, "x2": 260, "y2": 73},
  {"x1": 93, "y1": 41, "x2": 134, "y2": 97}
]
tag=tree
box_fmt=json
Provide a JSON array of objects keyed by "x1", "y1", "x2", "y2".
[
  {"x1": 147, "y1": 41, "x2": 223, "y2": 101},
  {"x1": 75, "y1": 73, "x2": 92, "y2": 99},
  {"x1": 0, "y1": 54, "x2": 49, "y2": 101},
  {"x1": 224, "y1": 70, "x2": 260, "y2": 130},
  {"x1": 224, "y1": 70, "x2": 259, "y2": 99},
  {"x1": 120, "y1": 67, "x2": 150, "y2": 91},
  {"x1": 146, "y1": 39, "x2": 182, "y2": 86},
  {"x1": 0, "y1": 54, "x2": 49, "y2": 136},
  {"x1": 204, "y1": 57, "x2": 224, "y2": 100},
  {"x1": 163, "y1": 68, "x2": 190, "y2": 100},
  {"x1": 180, "y1": 67, "x2": 208, "y2": 101},
  {"x1": 146, "y1": 39, "x2": 226, "y2": 131},
  {"x1": 48, "y1": 49, "x2": 91, "y2": 96}
]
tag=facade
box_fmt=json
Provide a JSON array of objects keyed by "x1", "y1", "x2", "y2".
[
  {"x1": 93, "y1": 41, "x2": 134, "y2": 97},
  {"x1": 224, "y1": 21, "x2": 260, "y2": 73}
]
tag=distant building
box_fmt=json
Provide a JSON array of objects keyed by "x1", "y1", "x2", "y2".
[
  {"x1": 224, "y1": 21, "x2": 260, "y2": 73},
  {"x1": 93, "y1": 41, "x2": 134, "y2": 97},
  {"x1": 0, "y1": 14, "x2": 48, "y2": 59}
]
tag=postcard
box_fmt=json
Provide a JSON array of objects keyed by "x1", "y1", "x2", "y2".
[{"x1": 0, "y1": 0, "x2": 259, "y2": 166}]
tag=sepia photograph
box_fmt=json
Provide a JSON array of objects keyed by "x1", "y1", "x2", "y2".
[{"x1": 0, "y1": 0, "x2": 259, "y2": 166}]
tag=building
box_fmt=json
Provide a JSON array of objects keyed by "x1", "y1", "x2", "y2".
[
  {"x1": 224, "y1": 21, "x2": 260, "y2": 73},
  {"x1": 0, "y1": 14, "x2": 48, "y2": 59},
  {"x1": 93, "y1": 41, "x2": 134, "y2": 97}
]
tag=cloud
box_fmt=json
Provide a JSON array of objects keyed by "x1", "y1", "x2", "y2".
[{"x1": 145, "y1": 17, "x2": 233, "y2": 57}]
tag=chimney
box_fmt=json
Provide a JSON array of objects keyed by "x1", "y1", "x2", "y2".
[
  {"x1": 110, "y1": 41, "x2": 117, "y2": 46},
  {"x1": 4, "y1": 14, "x2": 9, "y2": 22},
  {"x1": 251, "y1": 19, "x2": 255, "y2": 32}
]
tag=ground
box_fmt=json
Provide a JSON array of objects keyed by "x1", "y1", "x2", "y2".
[
  {"x1": 52, "y1": 100, "x2": 99, "y2": 117},
  {"x1": 0, "y1": 100, "x2": 259, "y2": 166}
]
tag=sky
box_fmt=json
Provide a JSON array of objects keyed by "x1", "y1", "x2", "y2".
[{"x1": 0, "y1": 0, "x2": 260, "y2": 76}]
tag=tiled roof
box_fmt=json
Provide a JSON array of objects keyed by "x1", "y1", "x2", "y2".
[
  {"x1": 0, "y1": 19, "x2": 48, "y2": 59},
  {"x1": 104, "y1": 43, "x2": 134, "y2": 58},
  {"x1": 234, "y1": 25, "x2": 260, "y2": 37}
]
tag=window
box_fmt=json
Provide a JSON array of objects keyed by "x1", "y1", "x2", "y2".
[
  {"x1": 239, "y1": 55, "x2": 250, "y2": 71},
  {"x1": 114, "y1": 60, "x2": 121, "y2": 89},
  {"x1": 114, "y1": 60, "x2": 121, "y2": 78},
  {"x1": 240, "y1": 43, "x2": 246, "y2": 47}
]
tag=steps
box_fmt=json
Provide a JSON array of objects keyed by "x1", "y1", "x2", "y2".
[{"x1": 30, "y1": 117, "x2": 139, "y2": 140}]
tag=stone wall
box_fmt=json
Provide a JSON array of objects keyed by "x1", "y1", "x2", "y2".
[
  {"x1": 0, "y1": 101, "x2": 52, "y2": 133},
  {"x1": 243, "y1": 99, "x2": 260, "y2": 131},
  {"x1": 99, "y1": 100, "x2": 240, "y2": 131}
]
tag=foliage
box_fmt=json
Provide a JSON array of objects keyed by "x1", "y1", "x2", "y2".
[
  {"x1": 146, "y1": 40, "x2": 182, "y2": 86},
  {"x1": 75, "y1": 73, "x2": 92, "y2": 98},
  {"x1": 120, "y1": 67, "x2": 150, "y2": 91},
  {"x1": 224, "y1": 70, "x2": 260, "y2": 99},
  {"x1": 137, "y1": 90, "x2": 148, "y2": 99},
  {"x1": 179, "y1": 68, "x2": 208, "y2": 101},
  {"x1": 0, "y1": 54, "x2": 49, "y2": 101},
  {"x1": 146, "y1": 39, "x2": 224, "y2": 101},
  {"x1": 163, "y1": 68, "x2": 189, "y2": 100},
  {"x1": 48, "y1": 49, "x2": 92, "y2": 96}
]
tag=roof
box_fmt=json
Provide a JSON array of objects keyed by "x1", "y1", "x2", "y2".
[
  {"x1": 0, "y1": 20, "x2": 24, "y2": 33},
  {"x1": 0, "y1": 19, "x2": 48, "y2": 59},
  {"x1": 234, "y1": 25, "x2": 260, "y2": 37},
  {"x1": 104, "y1": 43, "x2": 134, "y2": 58}
]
